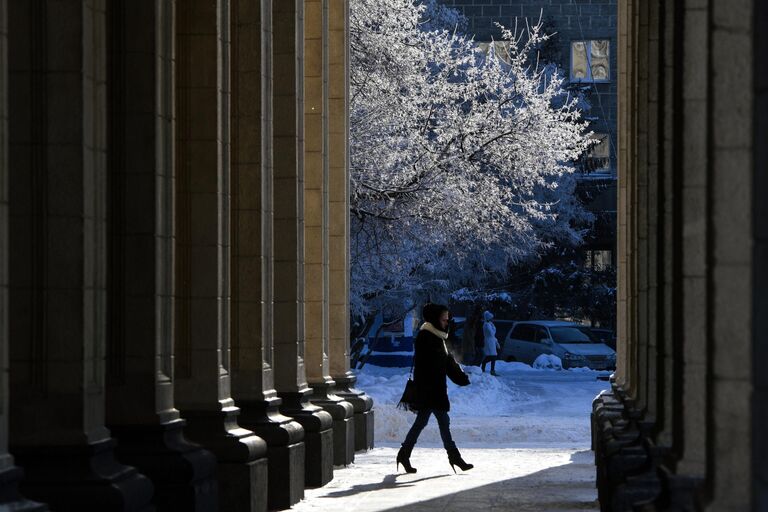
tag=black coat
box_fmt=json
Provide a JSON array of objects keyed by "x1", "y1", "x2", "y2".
[{"x1": 412, "y1": 329, "x2": 470, "y2": 412}]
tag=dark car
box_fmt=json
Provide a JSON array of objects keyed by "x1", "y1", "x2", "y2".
[{"x1": 578, "y1": 326, "x2": 616, "y2": 350}]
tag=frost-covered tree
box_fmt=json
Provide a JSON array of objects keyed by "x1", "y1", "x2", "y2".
[{"x1": 349, "y1": 0, "x2": 594, "y2": 319}]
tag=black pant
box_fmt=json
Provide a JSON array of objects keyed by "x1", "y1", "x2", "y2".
[
  {"x1": 481, "y1": 356, "x2": 496, "y2": 373},
  {"x1": 402, "y1": 409, "x2": 456, "y2": 451}
]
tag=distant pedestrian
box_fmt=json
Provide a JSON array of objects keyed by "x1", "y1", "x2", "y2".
[
  {"x1": 396, "y1": 303, "x2": 474, "y2": 474},
  {"x1": 481, "y1": 310, "x2": 500, "y2": 376}
]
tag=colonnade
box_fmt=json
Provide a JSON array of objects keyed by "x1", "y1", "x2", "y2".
[
  {"x1": 593, "y1": 1, "x2": 766, "y2": 510},
  {"x1": 0, "y1": 1, "x2": 373, "y2": 511}
]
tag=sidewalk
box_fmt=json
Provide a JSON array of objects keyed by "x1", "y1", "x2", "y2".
[{"x1": 292, "y1": 445, "x2": 598, "y2": 511}]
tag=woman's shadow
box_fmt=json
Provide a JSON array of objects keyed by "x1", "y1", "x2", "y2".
[{"x1": 322, "y1": 473, "x2": 451, "y2": 498}]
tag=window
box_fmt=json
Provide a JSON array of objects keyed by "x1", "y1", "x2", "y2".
[
  {"x1": 582, "y1": 133, "x2": 611, "y2": 174},
  {"x1": 511, "y1": 324, "x2": 536, "y2": 342},
  {"x1": 549, "y1": 327, "x2": 594, "y2": 344},
  {"x1": 586, "y1": 249, "x2": 613, "y2": 270},
  {"x1": 475, "y1": 41, "x2": 512, "y2": 66},
  {"x1": 534, "y1": 327, "x2": 550, "y2": 344},
  {"x1": 571, "y1": 40, "x2": 610, "y2": 82}
]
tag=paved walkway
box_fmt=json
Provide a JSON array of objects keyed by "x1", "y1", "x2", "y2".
[{"x1": 292, "y1": 445, "x2": 599, "y2": 511}]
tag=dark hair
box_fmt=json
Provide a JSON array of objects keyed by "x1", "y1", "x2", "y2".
[{"x1": 422, "y1": 303, "x2": 449, "y2": 326}]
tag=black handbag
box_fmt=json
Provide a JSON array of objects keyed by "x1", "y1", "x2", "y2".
[{"x1": 396, "y1": 357, "x2": 418, "y2": 412}]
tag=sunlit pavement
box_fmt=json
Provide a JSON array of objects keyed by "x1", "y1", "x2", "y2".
[{"x1": 291, "y1": 445, "x2": 598, "y2": 511}]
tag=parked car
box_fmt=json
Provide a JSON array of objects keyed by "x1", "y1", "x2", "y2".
[
  {"x1": 452, "y1": 318, "x2": 515, "y2": 347},
  {"x1": 578, "y1": 326, "x2": 616, "y2": 350},
  {"x1": 499, "y1": 320, "x2": 616, "y2": 370}
]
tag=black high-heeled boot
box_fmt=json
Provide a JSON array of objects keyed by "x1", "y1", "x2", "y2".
[
  {"x1": 396, "y1": 445, "x2": 417, "y2": 473},
  {"x1": 447, "y1": 447, "x2": 473, "y2": 473}
]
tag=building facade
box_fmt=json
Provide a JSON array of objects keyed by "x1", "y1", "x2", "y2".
[
  {"x1": 440, "y1": 0, "x2": 619, "y2": 268},
  {"x1": 0, "y1": 1, "x2": 373, "y2": 511}
]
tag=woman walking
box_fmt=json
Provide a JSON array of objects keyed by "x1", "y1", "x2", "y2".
[
  {"x1": 396, "y1": 303, "x2": 474, "y2": 474},
  {"x1": 481, "y1": 310, "x2": 500, "y2": 376}
]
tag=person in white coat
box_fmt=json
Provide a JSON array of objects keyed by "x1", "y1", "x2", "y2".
[{"x1": 481, "y1": 310, "x2": 500, "y2": 376}]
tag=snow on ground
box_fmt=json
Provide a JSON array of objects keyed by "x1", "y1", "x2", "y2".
[
  {"x1": 292, "y1": 361, "x2": 610, "y2": 511},
  {"x1": 354, "y1": 360, "x2": 611, "y2": 448}
]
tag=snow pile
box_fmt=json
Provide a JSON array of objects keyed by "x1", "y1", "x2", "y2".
[
  {"x1": 533, "y1": 353, "x2": 563, "y2": 370},
  {"x1": 354, "y1": 360, "x2": 610, "y2": 448}
]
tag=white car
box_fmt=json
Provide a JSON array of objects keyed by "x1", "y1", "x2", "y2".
[{"x1": 498, "y1": 320, "x2": 616, "y2": 370}]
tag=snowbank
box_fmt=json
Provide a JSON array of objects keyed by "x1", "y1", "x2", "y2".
[{"x1": 533, "y1": 353, "x2": 563, "y2": 370}]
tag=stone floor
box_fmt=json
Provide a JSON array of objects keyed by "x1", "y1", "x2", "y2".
[{"x1": 291, "y1": 445, "x2": 599, "y2": 511}]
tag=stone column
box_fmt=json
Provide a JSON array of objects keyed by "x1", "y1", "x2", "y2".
[
  {"x1": 672, "y1": 0, "x2": 710, "y2": 489},
  {"x1": 104, "y1": 1, "x2": 218, "y2": 509},
  {"x1": 754, "y1": 1, "x2": 768, "y2": 508},
  {"x1": 615, "y1": 0, "x2": 632, "y2": 390},
  {"x1": 303, "y1": 0, "x2": 355, "y2": 468},
  {"x1": 326, "y1": 0, "x2": 374, "y2": 453},
  {"x1": 272, "y1": 0, "x2": 335, "y2": 489},
  {"x1": 175, "y1": 1, "x2": 268, "y2": 510},
  {"x1": 707, "y1": 0, "x2": 753, "y2": 508},
  {"x1": 634, "y1": 0, "x2": 650, "y2": 415},
  {"x1": 229, "y1": 1, "x2": 305, "y2": 508},
  {"x1": 6, "y1": 1, "x2": 153, "y2": 509},
  {"x1": 0, "y1": 2, "x2": 45, "y2": 508}
]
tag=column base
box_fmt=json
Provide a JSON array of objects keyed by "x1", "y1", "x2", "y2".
[
  {"x1": 651, "y1": 467, "x2": 706, "y2": 510},
  {"x1": 180, "y1": 405, "x2": 268, "y2": 512},
  {"x1": 12, "y1": 438, "x2": 154, "y2": 511},
  {"x1": 218, "y1": 458, "x2": 268, "y2": 512},
  {"x1": 108, "y1": 418, "x2": 218, "y2": 511},
  {"x1": 333, "y1": 374, "x2": 375, "y2": 451},
  {"x1": 308, "y1": 381, "x2": 355, "y2": 467},
  {"x1": 278, "y1": 390, "x2": 334, "y2": 488},
  {"x1": 0, "y1": 465, "x2": 48, "y2": 510},
  {"x1": 237, "y1": 397, "x2": 305, "y2": 509}
]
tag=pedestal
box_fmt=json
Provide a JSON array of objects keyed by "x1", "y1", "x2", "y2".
[
  {"x1": 0, "y1": 466, "x2": 48, "y2": 511},
  {"x1": 334, "y1": 375, "x2": 375, "y2": 451},
  {"x1": 237, "y1": 398, "x2": 306, "y2": 509},
  {"x1": 14, "y1": 438, "x2": 154, "y2": 511},
  {"x1": 109, "y1": 419, "x2": 218, "y2": 511},
  {"x1": 278, "y1": 391, "x2": 334, "y2": 488},
  {"x1": 181, "y1": 407, "x2": 269, "y2": 512},
  {"x1": 309, "y1": 382, "x2": 355, "y2": 467}
]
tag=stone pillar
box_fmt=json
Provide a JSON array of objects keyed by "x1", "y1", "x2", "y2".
[
  {"x1": 673, "y1": 0, "x2": 710, "y2": 487},
  {"x1": 0, "y1": 2, "x2": 45, "y2": 509},
  {"x1": 6, "y1": 1, "x2": 153, "y2": 509},
  {"x1": 326, "y1": 0, "x2": 374, "y2": 453},
  {"x1": 104, "y1": 1, "x2": 218, "y2": 509},
  {"x1": 229, "y1": 1, "x2": 305, "y2": 508},
  {"x1": 707, "y1": 0, "x2": 753, "y2": 508},
  {"x1": 175, "y1": 1, "x2": 268, "y2": 510},
  {"x1": 272, "y1": 0, "x2": 335, "y2": 489},
  {"x1": 754, "y1": 1, "x2": 768, "y2": 508},
  {"x1": 615, "y1": 0, "x2": 632, "y2": 391},
  {"x1": 303, "y1": 0, "x2": 355, "y2": 468}
]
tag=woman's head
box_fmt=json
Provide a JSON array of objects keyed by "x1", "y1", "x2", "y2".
[{"x1": 422, "y1": 303, "x2": 450, "y2": 331}]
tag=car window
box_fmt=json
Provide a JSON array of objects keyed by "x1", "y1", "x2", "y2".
[
  {"x1": 534, "y1": 327, "x2": 550, "y2": 343},
  {"x1": 550, "y1": 326, "x2": 594, "y2": 344},
  {"x1": 495, "y1": 321, "x2": 516, "y2": 344},
  {"x1": 510, "y1": 324, "x2": 536, "y2": 342},
  {"x1": 576, "y1": 326, "x2": 601, "y2": 342}
]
